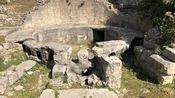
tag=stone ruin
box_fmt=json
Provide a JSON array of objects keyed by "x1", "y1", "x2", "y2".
[
  {"x1": 2, "y1": 0, "x2": 175, "y2": 97},
  {"x1": 16, "y1": 27, "x2": 139, "y2": 89},
  {"x1": 134, "y1": 27, "x2": 175, "y2": 84}
]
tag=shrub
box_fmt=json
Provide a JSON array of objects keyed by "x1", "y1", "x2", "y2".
[{"x1": 139, "y1": 0, "x2": 175, "y2": 47}]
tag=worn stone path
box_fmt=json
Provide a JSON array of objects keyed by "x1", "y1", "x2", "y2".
[{"x1": 58, "y1": 89, "x2": 118, "y2": 98}]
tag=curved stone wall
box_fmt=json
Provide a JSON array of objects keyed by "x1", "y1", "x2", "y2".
[{"x1": 23, "y1": 0, "x2": 116, "y2": 28}]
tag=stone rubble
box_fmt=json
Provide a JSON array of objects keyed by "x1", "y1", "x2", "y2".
[{"x1": 0, "y1": 60, "x2": 36, "y2": 94}]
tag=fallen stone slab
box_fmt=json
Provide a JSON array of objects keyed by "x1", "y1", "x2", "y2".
[
  {"x1": 163, "y1": 48, "x2": 175, "y2": 62},
  {"x1": 93, "y1": 40, "x2": 129, "y2": 57},
  {"x1": 0, "y1": 60, "x2": 36, "y2": 94},
  {"x1": 39, "y1": 89, "x2": 55, "y2": 98},
  {"x1": 15, "y1": 60, "x2": 37, "y2": 78},
  {"x1": 147, "y1": 54, "x2": 175, "y2": 75},
  {"x1": 58, "y1": 89, "x2": 118, "y2": 98}
]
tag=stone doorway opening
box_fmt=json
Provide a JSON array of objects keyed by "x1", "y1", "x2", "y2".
[
  {"x1": 92, "y1": 29, "x2": 105, "y2": 42},
  {"x1": 47, "y1": 49, "x2": 55, "y2": 67},
  {"x1": 37, "y1": 51, "x2": 42, "y2": 60}
]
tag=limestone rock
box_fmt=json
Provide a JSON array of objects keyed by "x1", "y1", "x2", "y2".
[
  {"x1": 158, "y1": 75, "x2": 174, "y2": 85},
  {"x1": 96, "y1": 55, "x2": 122, "y2": 89},
  {"x1": 39, "y1": 89, "x2": 55, "y2": 98},
  {"x1": 0, "y1": 96, "x2": 7, "y2": 98},
  {"x1": 15, "y1": 60, "x2": 36, "y2": 78},
  {"x1": 93, "y1": 40, "x2": 129, "y2": 57},
  {"x1": 5, "y1": 70, "x2": 18, "y2": 85},
  {"x1": 77, "y1": 49, "x2": 92, "y2": 73},
  {"x1": 23, "y1": 40, "x2": 72, "y2": 65},
  {"x1": 148, "y1": 55, "x2": 175, "y2": 75},
  {"x1": 77, "y1": 49, "x2": 89, "y2": 63},
  {"x1": 49, "y1": 79, "x2": 69, "y2": 89},
  {"x1": 170, "y1": 43, "x2": 175, "y2": 48},
  {"x1": 0, "y1": 77, "x2": 8, "y2": 94},
  {"x1": 163, "y1": 48, "x2": 175, "y2": 62},
  {"x1": 86, "y1": 74, "x2": 102, "y2": 87},
  {"x1": 0, "y1": 5, "x2": 7, "y2": 13},
  {"x1": 58, "y1": 89, "x2": 118, "y2": 98},
  {"x1": 144, "y1": 27, "x2": 161, "y2": 49},
  {"x1": 52, "y1": 65, "x2": 67, "y2": 79},
  {"x1": 0, "y1": 45, "x2": 3, "y2": 50},
  {"x1": 14, "y1": 85, "x2": 24, "y2": 91}
]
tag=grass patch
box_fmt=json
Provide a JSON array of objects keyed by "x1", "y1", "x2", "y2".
[
  {"x1": 68, "y1": 42, "x2": 94, "y2": 59},
  {"x1": 0, "y1": 35, "x2": 5, "y2": 45},
  {"x1": 0, "y1": 52, "x2": 27, "y2": 71},
  {"x1": 121, "y1": 65, "x2": 175, "y2": 98},
  {"x1": 9, "y1": 63, "x2": 50, "y2": 98}
]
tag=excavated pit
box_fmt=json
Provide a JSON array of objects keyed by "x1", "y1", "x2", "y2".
[{"x1": 19, "y1": 26, "x2": 143, "y2": 89}]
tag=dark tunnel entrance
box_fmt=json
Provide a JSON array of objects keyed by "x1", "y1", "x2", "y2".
[
  {"x1": 93, "y1": 29, "x2": 105, "y2": 42},
  {"x1": 47, "y1": 49, "x2": 55, "y2": 67},
  {"x1": 37, "y1": 51, "x2": 42, "y2": 60},
  {"x1": 129, "y1": 37, "x2": 144, "y2": 53}
]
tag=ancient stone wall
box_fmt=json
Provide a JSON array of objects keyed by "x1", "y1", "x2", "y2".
[
  {"x1": 23, "y1": 0, "x2": 114, "y2": 28},
  {"x1": 21, "y1": 0, "x2": 151, "y2": 31},
  {"x1": 35, "y1": 27, "x2": 93, "y2": 43}
]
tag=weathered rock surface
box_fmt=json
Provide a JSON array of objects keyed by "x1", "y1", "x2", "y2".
[
  {"x1": 0, "y1": 77, "x2": 8, "y2": 94},
  {"x1": 0, "y1": 60, "x2": 36, "y2": 94},
  {"x1": 77, "y1": 49, "x2": 92, "y2": 73},
  {"x1": 96, "y1": 55, "x2": 122, "y2": 89},
  {"x1": 93, "y1": 40, "x2": 129, "y2": 57},
  {"x1": 134, "y1": 46, "x2": 175, "y2": 84},
  {"x1": 23, "y1": 0, "x2": 116, "y2": 28},
  {"x1": 58, "y1": 89, "x2": 118, "y2": 98},
  {"x1": 109, "y1": 0, "x2": 142, "y2": 8},
  {"x1": 144, "y1": 27, "x2": 161, "y2": 49},
  {"x1": 23, "y1": 40, "x2": 72, "y2": 65},
  {"x1": 148, "y1": 55, "x2": 175, "y2": 75},
  {"x1": 52, "y1": 65, "x2": 67, "y2": 79},
  {"x1": 39, "y1": 89, "x2": 55, "y2": 98},
  {"x1": 163, "y1": 48, "x2": 175, "y2": 62}
]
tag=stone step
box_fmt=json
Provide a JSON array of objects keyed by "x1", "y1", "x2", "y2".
[
  {"x1": 147, "y1": 54, "x2": 175, "y2": 75},
  {"x1": 163, "y1": 47, "x2": 175, "y2": 62},
  {"x1": 58, "y1": 89, "x2": 118, "y2": 98}
]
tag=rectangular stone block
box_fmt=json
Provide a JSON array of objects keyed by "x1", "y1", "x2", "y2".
[
  {"x1": 147, "y1": 55, "x2": 175, "y2": 75},
  {"x1": 52, "y1": 65, "x2": 66, "y2": 79},
  {"x1": 157, "y1": 75, "x2": 174, "y2": 85},
  {"x1": 163, "y1": 48, "x2": 175, "y2": 62},
  {"x1": 97, "y1": 55, "x2": 122, "y2": 89}
]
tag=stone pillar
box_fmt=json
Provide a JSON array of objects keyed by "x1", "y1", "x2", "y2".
[{"x1": 97, "y1": 55, "x2": 122, "y2": 89}]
